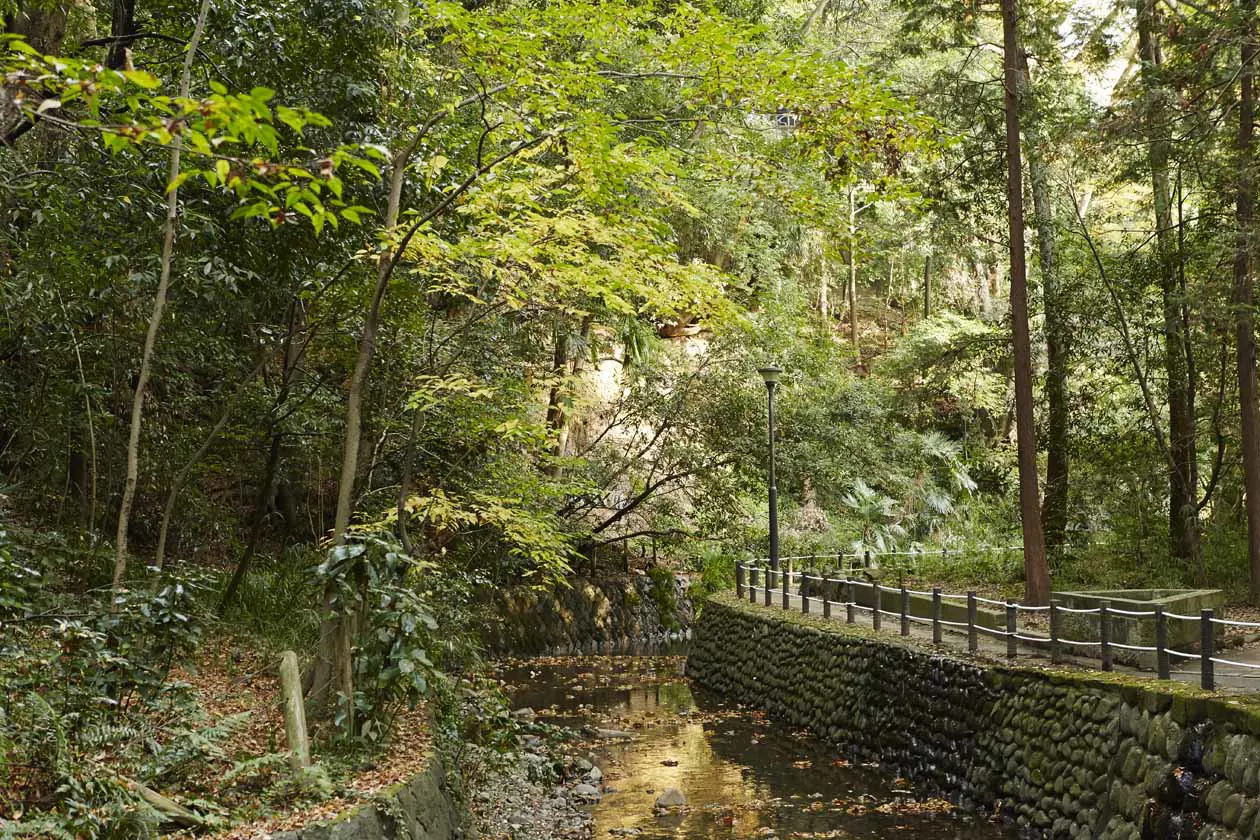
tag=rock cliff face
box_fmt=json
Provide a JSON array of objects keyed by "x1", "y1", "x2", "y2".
[
  {"x1": 688, "y1": 593, "x2": 1260, "y2": 840},
  {"x1": 480, "y1": 573, "x2": 694, "y2": 655}
]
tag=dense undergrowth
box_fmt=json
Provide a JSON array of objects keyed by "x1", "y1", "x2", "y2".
[{"x1": 0, "y1": 525, "x2": 516, "y2": 839}]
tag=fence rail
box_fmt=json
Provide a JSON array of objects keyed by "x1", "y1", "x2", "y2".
[{"x1": 734, "y1": 560, "x2": 1260, "y2": 692}]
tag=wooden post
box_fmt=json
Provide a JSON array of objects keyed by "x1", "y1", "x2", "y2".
[
  {"x1": 900, "y1": 585, "x2": 910, "y2": 636},
  {"x1": 1006, "y1": 602, "x2": 1017, "y2": 659},
  {"x1": 764, "y1": 565, "x2": 771, "y2": 606},
  {"x1": 967, "y1": 591, "x2": 978, "y2": 653},
  {"x1": 1100, "y1": 601, "x2": 1113, "y2": 672},
  {"x1": 1201, "y1": 609, "x2": 1215, "y2": 691},
  {"x1": 932, "y1": 588, "x2": 942, "y2": 644},
  {"x1": 736, "y1": 562, "x2": 744, "y2": 598},
  {"x1": 1155, "y1": 604, "x2": 1170, "y2": 680},
  {"x1": 749, "y1": 566, "x2": 757, "y2": 603},
  {"x1": 873, "y1": 583, "x2": 882, "y2": 631},
  {"x1": 782, "y1": 566, "x2": 790, "y2": 610},
  {"x1": 279, "y1": 650, "x2": 311, "y2": 770},
  {"x1": 864, "y1": 549, "x2": 871, "y2": 569},
  {"x1": 845, "y1": 579, "x2": 855, "y2": 624},
  {"x1": 802, "y1": 570, "x2": 810, "y2": 614},
  {"x1": 1049, "y1": 599, "x2": 1062, "y2": 665},
  {"x1": 822, "y1": 575, "x2": 831, "y2": 619}
]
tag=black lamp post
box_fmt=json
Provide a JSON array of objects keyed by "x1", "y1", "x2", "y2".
[{"x1": 758, "y1": 365, "x2": 782, "y2": 573}]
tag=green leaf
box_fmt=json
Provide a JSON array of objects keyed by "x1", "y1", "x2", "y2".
[
  {"x1": 166, "y1": 171, "x2": 191, "y2": 193},
  {"x1": 122, "y1": 69, "x2": 161, "y2": 90}
]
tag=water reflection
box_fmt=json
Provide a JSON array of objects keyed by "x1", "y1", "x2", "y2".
[{"x1": 496, "y1": 656, "x2": 1014, "y2": 839}]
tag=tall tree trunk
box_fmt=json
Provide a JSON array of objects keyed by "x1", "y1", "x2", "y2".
[
  {"x1": 1137, "y1": 0, "x2": 1199, "y2": 571},
  {"x1": 111, "y1": 0, "x2": 211, "y2": 595},
  {"x1": 1001, "y1": 0, "x2": 1050, "y2": 605},
  {"x1": 1236, "y1": 0, "x2": 1260, "y2": 604},
  {"x1": 1022, "y1": 65, "x2": 1070, "y2": 560}
]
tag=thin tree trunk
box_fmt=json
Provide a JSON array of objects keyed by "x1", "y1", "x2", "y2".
[
  {"x1": 1236, "y1": 0, "x2": 1260, "y2": 604},
  {"x1": 922, "y1": 253, "x2": 931, "y2": 318},
  {"x1": 111, "y1": 0, "x2": 211, "y2": 595},
  {"x1": 219, "y1": 305, "x2": 308, "y2": 612},
  {"x1": 545, "y1": 322, "x2": 569, "y2": 452},
  {"x1": 58, "y1": 291, "x2": 97, "y2": 533},
  {"x1": 218, "y1": 432, "x2": 282, "y2": 615},
  {"x1": 396, "y1": 403, "x2": 425, "y2": 554},
  {"x1": 1001, "y1": 0, "x2": 1050, "y2": 605},
  {"x1": 848, "y1": 186, "x2": 860, "y2": 363},
  {"x1": 1137, "y1": 0, "x2": 1199, "y2": 570},
  {"x1": 155, "y1": 353, "x2": 267, "y2": 568},
  {"x1": 309, "y1": 130, "x2": 418, "y2": 721}
]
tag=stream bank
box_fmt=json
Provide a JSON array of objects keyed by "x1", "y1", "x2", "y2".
[{"x1": 491, "y1": 654, "x2": 1011, "y2": 840}]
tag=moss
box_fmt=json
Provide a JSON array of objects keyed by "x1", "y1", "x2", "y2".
[{"x1": 647, "y1": 567, "x2": 680, "y2": 631}]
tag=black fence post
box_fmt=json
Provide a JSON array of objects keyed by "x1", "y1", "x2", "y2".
[
  {"x1": 845, "y1": 579, "x2": 855, "y2": 624},
  {"x1": 1006, "y1": 602, "x2": 1017, "y2": 659},
  {"x1": 736, "y1": 562, "x2": 744, "y2": 599},
  {"x1": 873, "y1": 583, "x2": 882, "y2": 632},
  {"x1": 1155, "y1": 604, "x2": 1170, "y2": 680},
  {"x1": 1201, "y1": 609, "x2": 1215, "y2": 691},
  {"x1": 782, "y1": 565, "x2": 790, "y2": 610},
  {"x1": 749, "y1": 566, "x2": 758, "y2": 604},
  {"x1": 864, "y1": 549, "x2": 871, "y2": 569},
  {"x1": 900, "y1": 585, "x2": 910, "y2": 637},
  {"x1": 967, "y1": 591, "x2": 978, "y2": 653},
  {"x1": 764, "y1": 565, "x2": 772, "y2": 607},
  {"x1": 1100, "y1": 601, "x2": 1112, "y2": 672},
  {"x1": 802, "y1": 569, "x2": 810, "y2": 614},
  {"x1": 1049, "y1": 599, "x2": 1062, "y2": 665},
  {"x1": 932, "y1": 588, "x2": 942, "y2": 644},
  {"x1": 822, "y1": 575, "x2": 831, "y2": 619}
]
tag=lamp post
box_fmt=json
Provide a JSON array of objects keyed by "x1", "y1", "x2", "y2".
[{"x1": 758, "y1": 365, "x2": 782, "y2": 574}]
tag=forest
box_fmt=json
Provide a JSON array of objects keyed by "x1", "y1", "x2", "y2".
[{"x1": 2, "y1": 0, "x2": 1259, "y2": 835}]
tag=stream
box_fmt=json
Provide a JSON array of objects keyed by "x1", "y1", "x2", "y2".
[{"x1": 494, "y1": 654, "x2": 1015, "y2": 839}]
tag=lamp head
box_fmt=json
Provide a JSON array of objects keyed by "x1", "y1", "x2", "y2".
[{"x1": 757, "y1": 365, "x2": 783, "y2": 386}]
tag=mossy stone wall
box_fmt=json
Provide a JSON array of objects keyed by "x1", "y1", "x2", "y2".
[
  {"x1": 269, "y1": 754, "x2": 465, "y2": 840},
  {"x1": 688, "y1": 594, "x2": 1260, "y2": 840},
  {"x1": 480, "y1": 574, "x2": 693, "y2": 655}
]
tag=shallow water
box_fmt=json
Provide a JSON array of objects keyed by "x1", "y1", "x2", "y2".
[{"x1": 497, "y1": 655, "x2": 1015, "y2": 839}]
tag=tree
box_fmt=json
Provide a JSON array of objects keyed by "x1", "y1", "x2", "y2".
[
  {"x1": 1135, "y1": 0, "x2": 1200, "y2": 572},
  {"x1": 1235, "y1": 0, "x2": 1260, "y2": 603},
  {"x1": 112, "y1": 0, "x2": 213, "y2": 594},
  {"x1": 1001, "y1": 0, "x2": 1050, "y2": 605}
]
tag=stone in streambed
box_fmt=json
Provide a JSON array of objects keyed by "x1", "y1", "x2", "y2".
[
  {"x1": 573, "y1": 783, "x2": 601, "y2": 801},
  {"x1": 654, "y1": 788, "x2": 687, "y2": 808}
]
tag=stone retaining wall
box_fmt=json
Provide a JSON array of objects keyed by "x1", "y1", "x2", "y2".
[
  {"x1": 479, "y1": 573, "x2": 694, "y2": 655},
  {"x1": 688, "y1": 593, "x2": 1260, "y2": 840},
  {"x1": 271, "y1": 754, "x2": 465, "y2": 840}
]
